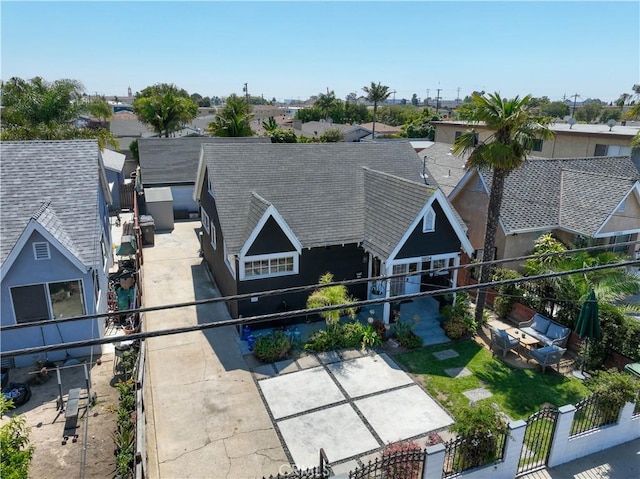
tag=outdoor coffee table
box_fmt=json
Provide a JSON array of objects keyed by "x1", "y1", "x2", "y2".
[{"x1": 507, "y1": 328, "x2": 540, "y2": 359}]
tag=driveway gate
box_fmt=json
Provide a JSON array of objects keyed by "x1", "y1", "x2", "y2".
[{"x1": 517, "y1": 406, "x2": 559, "y2": 476}]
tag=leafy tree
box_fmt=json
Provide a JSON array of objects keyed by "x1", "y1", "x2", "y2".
[
  {"x1": 211, "y1": 96, "x2": 222, "y2": 106},
  {"x1": 129, "y1": 139, "x2": 139, "y2": 162},
  {"x1": 344, "y1": 102, "x2": 370, "y2": 124},
  {"x1": 269, "y1": 128, "x2": 297, "y2": 143},
  {"x1": 539, "y1": 101, "x2": 570, "y2": 119},
  {"x1": 261, "y1": 116, "x2": 278, "y2": 135},
  {"x1": 599, "y1": 108, "x2": 622, "y2": 123},
  {"x1": 86, "y1": 98, "x2": 113, "y2": 123},
  {"x1": 0, "y1": 76, "x2": 117, "y2": 149},
  {"x1": 1, "y1": 397, "x2": 35, "y2": 479},
  {"x1": 133, "y1": 83, "x2": 198, "y2": 137},
  {"x1": 575, "y1": 103, "x2": 604, "y2": 123},
  {"x1": 453, "y1": 92, "x2": 553, "y2": 323},
  {"x1": 319, "y1": 128, "x2": 344, "y2": 142},
  {"x1": 345, "y1": 91, "x2": 358, "y2": 103},
  {"x1": 295, "y1": 106, "x2": 323, "y2": 123},
  {"x1": 411, "y1": 93, "x2": 419, "y2": 106},
  {"x1": 306, "y1": 272, "x2": 356, "y2": 328},
  {"x1": 615, "y1": 93, "x2": 632, "y2": 107},
  {"x1": 376, "y1": 105, "x2": 422, "y2": 126},
  {"x1": 207, "y1": 94, "x2": 254, "y2": 137},
  {"x1": 400, "y1": 108, "x2": 442, "y2": 139},
  {"x1": 362, "y1": 81, "x2": 391, "y2": 139}
]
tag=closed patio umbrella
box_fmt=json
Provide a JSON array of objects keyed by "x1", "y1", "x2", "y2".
[{"x1": 575, "y1": 289, "x2": 601, "y2": 374}]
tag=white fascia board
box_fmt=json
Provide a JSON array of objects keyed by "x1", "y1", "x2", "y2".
[
  {"x1": 193, "y1": 147, "x2": 207, "y2": 202},
  {"x1": 1, "y1": 220, "x2": 89, "y2": 282},
  {"x1": 448, "y1": 169, "x2": 476, "y2": 201},
  {"x1": 593, "y1": 182, "x2": 640, "y2": 237},
  {"x1": 239, "y1": 205, "x2": 302, "y2": 258}
]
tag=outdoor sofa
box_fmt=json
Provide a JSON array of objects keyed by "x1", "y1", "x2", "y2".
[{"x1": 518, "y1": 313, "x2": 570, "y2": 348}]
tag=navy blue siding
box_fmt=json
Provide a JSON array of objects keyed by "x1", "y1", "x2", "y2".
[
  {"x1": 396, "y1": 200, "x2": 461, "y2": 259},
  {"x1": 247, "y1": 216, "x2": 296, "y2": 256}
]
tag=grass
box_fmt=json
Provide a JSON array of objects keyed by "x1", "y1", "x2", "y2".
[{"x1": 394, "y1": 340, "x2": 590, "y2": 421}]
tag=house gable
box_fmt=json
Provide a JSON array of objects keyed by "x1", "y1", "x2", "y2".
[
  {"x1": 246, "y1": 216, "x2": 297, "y2": 256},
  {"x1": 240, "y1": 205, "x2": 302, "y2": 258},
  {"x1": 594, "y1": 182, "x2": 640, "y2": 237}
]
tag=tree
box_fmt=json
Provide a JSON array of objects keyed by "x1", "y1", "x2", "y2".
[
  {"x1": 132, "y1": 83, "x2": 198, "y2": 138},
  {"x1": 319, "y1": 128, "x2": 344, "y2": 142},
  {"x1": 1, "y1": 397, "x2": 35, "y2": 479},
  {"x1": 411, "y1": 93, "x2": 419, "y2": 106},
  {"x1": 575, "y1": 103, "x2": 603, "y2": 123},
  {"x1": 207, "y1": 94, "x2": 254, "y2": 137},
  {"x1": 315, "y1": 89, "x2": 340, "y2": 120},
  {"x1": 0, "y1": 76, "x2": 117, "y2": 149},
  {"x1": 345, "y1": 91, "x2": 358, "y2": 104},
  {"x1": 344, "y1": 102, "x2": 370, "y2": 124},
  {"x1": 453, "y1": 92, "x2": 553, "y2": 323},
  {"x1": 86, "y1": 98, "x2": 113, "y2": 123},
  {"x1": 400, "y1": 108, "x2": 442, "y2": 139},
  {"x1": 261, "y1": 116, "x2": 278, "y2": 135},
  {"x1": 362, "y1": 81, "x2": 391, "y2": 139},
  {"x1": 306, "y1": 272, "x2": 356, "y2": 328},
  {"x1": 539, "y1": 101, "x2": 570, "y2": 119},
  {"x1": 269, "y1": 128, "x2": 297, "y2": 143},
  {"x1": 599, "y1": 108, "x2": 622, "y2": 123}
]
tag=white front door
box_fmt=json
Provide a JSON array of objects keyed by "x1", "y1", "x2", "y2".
[
  {"x1": 391, "y1": 262, "x2": 421, "y2": 296},
  {"x1": 405, "y1": 262, "x2": 421, "y2": 295}
]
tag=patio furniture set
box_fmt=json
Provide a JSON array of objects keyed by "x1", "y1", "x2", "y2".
[{"x1": 490, "y1": 313, "x2": 570, "y2": 373}]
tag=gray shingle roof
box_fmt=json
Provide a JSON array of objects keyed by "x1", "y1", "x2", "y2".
[
  {"x1": 138, "y1": 137, "x2": 270, "y2": 185},
  {"x1": 420, "y1": 142, "x2": 469, "y2": 197},
  {"x1": 480, "y1": 156, "x2": 640, "y2": 235},
  {"x1": 202, "y1": 142, "x2": 429, "y2": 255},
  {"x1": 0, "y1": 140, "x2": 107, "y2": 268}
]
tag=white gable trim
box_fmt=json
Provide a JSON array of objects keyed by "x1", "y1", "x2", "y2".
[
  {"x1": 193, "y1": 147, "x2": 207, "y2": 202},
  {"x1": 98, "y1": 150, "x2": 113, "y2": 205},
  {"x1": 240, "y1": 205, "x2": 302, "y2": 257},
  {"x1": 448, "y1": 169, "x2": 484, "y2": 201},
  {"x1": 593, "y1": 182, "x2": 640, "y2": 238},
  {"x1": 1, "y1": 220, "x2": 89, "y2": 282},
  {"x1": 387, "y1": 189, "x2": 473, "y2": 262}
]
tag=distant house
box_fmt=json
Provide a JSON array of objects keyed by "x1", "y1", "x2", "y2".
[
  {"x1": 360, "y1": 122, "x2": 402, "y2": 138},
  {"x1": 449, "y1": 155, "x2": 640, "y2": 264},
  {"x1": 433, "y1": 120, "x2": 640, "y2": 159},
  {"x1": 0, "y1": 141, "x2": 113, "y2": 367},
  {"x1": 293, "y1": 121, "x2": 372, "y2": 142},
  {"x1": 137, "y1": 137, "x2": 270, "y2": 218},
  {"x1": 102, "y1": 148, "x2": 126, "y2": 211},
  {"x1": 194, "y1": 142, "x2": 473, "y2": 324}
]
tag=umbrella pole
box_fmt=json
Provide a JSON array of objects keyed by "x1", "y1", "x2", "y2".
[{"x1": 581, "y1": 338, "x2": 589, "y2": 374}]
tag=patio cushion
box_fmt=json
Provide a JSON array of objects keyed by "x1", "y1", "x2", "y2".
[
  {"x1": 531, "y1": 314, "x2": 551, "y2": 334},
  {"x1": 499, "y1": 329, "x2": 510, "y2": 340},
  {"x1": 546, "y1": 323, "x2": 569, "y2": 341}
]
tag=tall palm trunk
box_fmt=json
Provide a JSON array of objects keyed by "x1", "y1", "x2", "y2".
[{"x1": 475, "y1": 168, "x2": 507, "y2": 323}]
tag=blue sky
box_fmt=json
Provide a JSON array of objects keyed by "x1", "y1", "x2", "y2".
[{"x1": 2, "y1": 1, "x2": 639, "y2": 103}]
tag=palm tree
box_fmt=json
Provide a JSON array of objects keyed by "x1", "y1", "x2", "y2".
[
  {"x1": 362, "y1": 81, "x2": 391, "y2": 139},
  {"x1": 453, "y1": 92, "x2": 553, "y2": 323},
  {"x1": 306, "y1": 273, "x2": 356, "y2": 328},
  {"x1": 207, "y1": 94, "x2": 254, "y2": 137},
  {"x1": 133, "y1": 83, "x2": 199, "y2": 138},
  {"x1": 315, "y1": 89, "x2": 339, "y2": 121}
]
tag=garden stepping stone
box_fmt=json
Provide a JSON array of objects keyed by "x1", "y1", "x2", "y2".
[
  {"x1": 274, "y1": 359, "x2": 299, "y2": 374},
  {"x1": 253, "y1": 364, "x2": 277, "y2": 380},
  {"x1": 317, "y1": 351, "x2": 342, "y2": 364},
  {"x1": 296, "y1": 354, "x2": 321, "y2": 370},
  {"x1": 433, "y1": 349, "x2": 459, "y2": 360},
  {"x1": 445, "y1": 366, "x2": 473, "y2": 378},
  {"x1": 463, "y1": 387, "x2": 493, "y2": 402}
]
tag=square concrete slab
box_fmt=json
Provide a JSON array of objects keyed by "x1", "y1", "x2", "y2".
[
  {"x1": 277, "y1": 403, "x2": 379, "y2": 468},
  {"x1": 339, "y1": 348, "x2": 364, "y2": 360},
  {"x1": 355, "y1": 385, "x2": 454, "y2": 444},
  {"x1": 433, "y1": 349, "x2": 459, "y2": 360},
  {"x1": 327, "y1": 353, "x2": 413, "y2": 398},
  {"x1": 260, "y1": 367, "x2": 345, "y2": 419},
  {"x1": 253, "y1": 364, "x2": 277, "y2": 379},
  {"x1": 463, "y1": 388, "x2": 493, "y2": 402},
  {"x1": 274, "y1": 359, "x2": 299, "y2": 374},
  {"x1": 444, "y1": 367, "x2": 473, "y2": 378},
  {"x1": 317, "y1": 351, "x2": 342, "y2": 364},
  {"x1": 296, "y1": 354, "x2": 321, "y2": 370}
]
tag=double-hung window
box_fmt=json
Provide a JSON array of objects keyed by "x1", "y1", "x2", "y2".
[{"x1": 241, "y1": 253, "x2": 298, "y2": 280}]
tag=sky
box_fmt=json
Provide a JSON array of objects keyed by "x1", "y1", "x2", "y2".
[{"x1": 1, "y1": 1, "x2": 639, "y2": 104}]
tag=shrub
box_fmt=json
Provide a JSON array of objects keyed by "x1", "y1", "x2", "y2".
[
  {"x1": 361, "y1": 325, "x2": 382, "y2": 348},
  {"x1": 381, "y1": 440, "x2": 422, "y2": 479},
  {"x1": 253, "y1": 331, "x2": 292, "y2": 363},
  {"x1": 491, "y1": 268, "x2": 522, "y2": 319},
  {"x1": 372, "y1": 318, "x2": 388, "y2": 342},
  {"x1": 394, "y1": 317, "x2": 423, "y2": 349},
  {"x1": 441, "y1": 292, "x2": 477, "y2": 339},
  {"x1": 586, "y1": 368, "x2": 640, "y2": 413},
  {"x1": 304, "y1": 322, "x2": 365, "y2": 352},
  {"x1": 1, "y1": 397, "x2": 35, "y2": 479}
]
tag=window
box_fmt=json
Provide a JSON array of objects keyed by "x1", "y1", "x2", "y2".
[
  {"x1": 594, "y1": 144, "x2": 632, "y2": 157},
  {"x1": 33, "y1": 242, "x2": 50, "y2": 260},
  {"x1": 422, "y1": 208, "x2": 435, "y2": 232},
  {"x1": 201, "y1": 208, "x2": 210, "y2": 234},
  {"x1": 241, "y1": 254, "x2": 297, "y2": 280},
  {"x1": 532, "y1": 139, "x2": 543, "y2": 152},
  {"x1": 11, "y1": 280, "x2": 85, "y2": 323},
  {"x1": 210, "y1": 222, "x2": 217, "y2": 249},
  {"x1": 430, "y1": 258, "x2": 448, "y2": 276}
]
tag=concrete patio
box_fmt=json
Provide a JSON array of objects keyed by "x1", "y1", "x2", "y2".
[{"x1": 254, "y1": 349, "x2": 454, "y2": 469}]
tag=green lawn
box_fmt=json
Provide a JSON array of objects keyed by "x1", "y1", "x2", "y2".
[{"x1": 394, "y1": 340, "x2": 590, "y2": 421}]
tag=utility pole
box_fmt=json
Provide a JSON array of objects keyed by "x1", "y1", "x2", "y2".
[
  {"x1": 243, "y1": 83, "x2": 249, "y2": 105},
  {"x1": 456, "y1": 87, "x2": 461, "y2": 104},
  {"x1": 571, "y1": 93, "x2": 580, "y2": 117},
  {"x1": 426, "y1": 89, "x2": 430, "y2": 107},
  {"x1": 392, "y1": 90, "x2": 396, "y2": 104},
  {"x1": 436, "y1": 88, "x2": 442, "y2": 112}
]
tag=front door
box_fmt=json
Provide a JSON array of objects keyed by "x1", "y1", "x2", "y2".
[
  {"x1": 390, "y1": 263, "x2": 421, "y2": 296},
  {"x1": 405, "y1": 262, "x2": 421, "y2": 294}
]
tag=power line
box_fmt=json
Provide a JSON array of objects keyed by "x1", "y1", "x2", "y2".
[
  {"x1": 2, "y1": 260, "x2": 638, "y2": 359},
  {"x1": 2, "y1": 240, "x2": 639, "y2": 333}
]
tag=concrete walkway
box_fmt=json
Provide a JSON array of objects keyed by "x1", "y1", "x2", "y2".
[{"x1": 142, "y1": 221, "x2": 287, "y2": 478}]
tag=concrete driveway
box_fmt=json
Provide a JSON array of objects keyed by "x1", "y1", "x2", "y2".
[{"x1": 142, "y1": 221, "x2": 287, "y2": 478}]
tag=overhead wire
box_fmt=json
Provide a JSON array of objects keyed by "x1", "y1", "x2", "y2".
[{"x1": 2, "y1": 259, "x2": 639, "y2": 359}]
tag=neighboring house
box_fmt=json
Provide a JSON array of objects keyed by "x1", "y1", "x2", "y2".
[
  {"x1": 433, "y1": 120, "x2": 640, "y2": 159},
  {"x1": 360, "y1": 122, "x2": 402, "y2": 138},
  {"x1": 293, "y1": 121, "x2": 372, "y2": 142},
  {"x1": 449, "y1": 155, "x2": 640, "y2": 265},
  {"x1": 193, "y1": 142, "x2": 473, "y2": 324},
  {"x1": 138, "y1": 137, "x2": 270, "y2": 218},
  {"x1": 102, "y1": 148, "x2": 126, "y2": 211},
  {"x1": 0, "y1": 140, "x2": 113, "y2": 367}
]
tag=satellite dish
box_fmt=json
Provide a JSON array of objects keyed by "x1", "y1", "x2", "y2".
[
  {"x1": 607, "y1": 119, "x2": 616, "y2": 131},
  {"x1": 568, "y1": 117, "x2": 577, "y2": 129}
]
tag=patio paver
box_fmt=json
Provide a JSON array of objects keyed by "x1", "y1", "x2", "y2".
[
  {"x1": 317, "y1": 351, "x2": 342, "y2": 364},
  {"x1": 259, "y1": 367, "x2": 344, "y2": 419},
  {"x1": 274, "y1": 359, "x2": 299, "y2": 374},
  {"x1": 444, "y1": 366, "x2": 473, "y2": 378},
  {"x1": 296, "y1": 354, "x2": 321, "y2": 369},
  {"x1": 463, "y1": 387, "x2": 493, "y2": 402},
  {"x1": 433, "y1": 349, "x2": 459, "y2": 360}
]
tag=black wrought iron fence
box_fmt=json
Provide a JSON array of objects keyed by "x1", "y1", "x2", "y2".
[
  {"x1": 348, "y1": 449, "x2": 426, "y2": 479},
  {"x1": 443, "y1": 433, "x2": 507, "y2": 478},
  {"x1": 570, "y1": 393, "x2": 621, "y2": 436},
  {"x1": 517, "y1": 406, "x2": 558, "y2": 476}
]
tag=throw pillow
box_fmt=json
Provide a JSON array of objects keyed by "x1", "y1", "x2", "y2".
[
  {"x1": 546, "y1": 323, "x2": 568, "y2": 340},
  {"x1": 531, "y1": 314, "x2": 551, "y2": 334}
]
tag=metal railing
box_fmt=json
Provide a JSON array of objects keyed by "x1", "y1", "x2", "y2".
[
  {"x1": 570, "y1": 393, "x2": 620, "y2": 436},
  {"x1": 443, "y1": 433, "x2": 507, "y2": 478},
  {"x1": 348, "y1": 448, "x2": 425, "y2": 479}
]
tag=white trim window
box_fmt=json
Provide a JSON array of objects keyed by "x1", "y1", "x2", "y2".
[
  {"x1": 211, "y1": 222, "x2": 217, "y2": 249},
  {"x1": 201, "y1": 207, "x2": 210, "y2": 234},
  {"x1": 240, "y1": 253, "x2": 299, "y2": 280},
  {"x1": 422, "y1": 207, "x2": 435, "y2": 233},
  {"x1": 33, "y1": 242, "x2": 51, "y2": 260}
]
